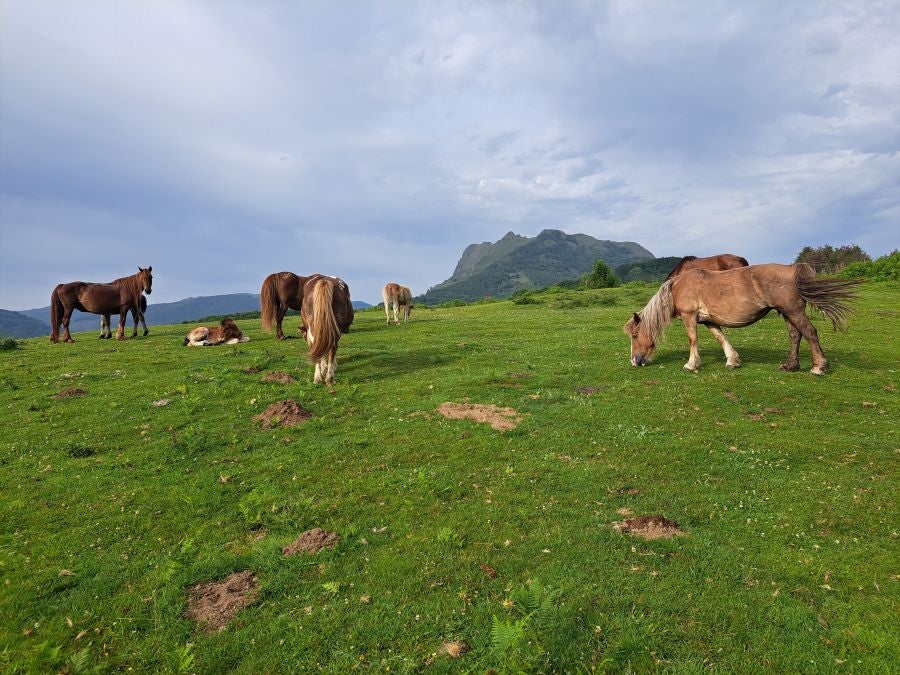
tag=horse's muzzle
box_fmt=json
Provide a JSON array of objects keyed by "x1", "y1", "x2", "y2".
[{"x1": 631, "y1": 355, "x2": 648, "y2": 367}]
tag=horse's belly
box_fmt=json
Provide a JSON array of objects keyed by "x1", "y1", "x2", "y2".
[{"x1": 707, "y1": 307, "x2": 771, "y2": 328}]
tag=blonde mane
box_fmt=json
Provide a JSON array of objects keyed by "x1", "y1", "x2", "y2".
[{"x1": 635, "y1": 280, "x2": 675, "y2": 343}]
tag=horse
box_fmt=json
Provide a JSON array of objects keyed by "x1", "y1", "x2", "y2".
[
  {"x1": 665, "y1": 254, "x2": 749, "y2": 280},
  {"x1": 100, "y1": 294, "x2": 147, "y2": 339},
  {"x1": 300, "y1": 275, "x2": 354, "y2": 385},
  {"x1": 183, "y1": 318, "x2": 250, "y2": 346},
  {"x1": 260, "y1": 271, "x2": 311, "y2": 340},
  {"x1": 382, "y1": 282, "x2": 413, "y2": 324},
  {"x1": 50, "y1": 267, "x2": 153, "y2": 343},
  {"x1": 624, "y1": 263, "x2": 859, "y2": 375}
]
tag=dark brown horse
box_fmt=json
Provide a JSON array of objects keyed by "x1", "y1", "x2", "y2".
[
  {"x1": 665, "y1": 254, "x2": 749, "y2": 280},
  {"x1": 260, "y1": 271, "x2": 311, "y2": 340},
  {"x1": 382, "y1": 282, "x2": 413, "y2": 324},
  {"x1": 300, "y1": 275, "x2": 354, "y2": 385},
  {"x1": 100, "y1": 293, "x2": 147, "y2": 339},
  {"x1": 50, "y1": 267, "x2": 153, "y2": 343},
  {"x1": 624, "y1": 264, "x2": 858, "y2": 375}
]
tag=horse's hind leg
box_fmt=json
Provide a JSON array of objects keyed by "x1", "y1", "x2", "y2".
[
  {"x1": 326, "y1": 349, "x2": 337, "y2": 385},
  {"x1": 783, "y1": 310, "x2": 828, "y2": 375},
  {"x1": 116, "y1": 310, "x2": 127, "y2": 340},
  {"x1": 706, "y1": 325, "x2": 740, "y2": 368},
  {"x1": 62, "y1": 308, "x2": 75, "y2": 342},
  {"x1": 779, "y1": 316, "x2": 802, "y2": 372},
  {"x1": 275, "y1": 305, "x2": 288, "y2": 340}
]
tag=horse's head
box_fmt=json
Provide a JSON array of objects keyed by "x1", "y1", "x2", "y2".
[
  {"x1": 138, "y1": 266, "x2": 153, "y2": 294},
  {"x1": 624, "y1": 312, "x2": 655, "y2": 366}
]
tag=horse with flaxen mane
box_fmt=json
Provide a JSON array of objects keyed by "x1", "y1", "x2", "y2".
[
  {"x1": 100, "y1": 293, "x2": 148, "y2": 339},
  {"x1": 382, "y1": 282, "x2": 413, "y2": 324},
  {"x1": 300, "y1": 275, "x2": 354, "y2": 385},
  {"x1": 624, "y1": 264, "x2": 859, "y2": 375},
  {"x1": 665, "y1": 254, "x2": 749, "y2": 280},
  {"x1": 183, "y1": 318, "x2": 250, "y2": 346},
  {"x1": 260, "y1": 271, "x2": 312, "y2": 340},
  {"x1": 50, "y1": 267, "x2": 153, "y2": 343}
]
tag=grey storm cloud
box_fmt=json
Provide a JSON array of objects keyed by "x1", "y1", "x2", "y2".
[{"x1": 1, "y1": 1, "x2": 898, "y2": 309}]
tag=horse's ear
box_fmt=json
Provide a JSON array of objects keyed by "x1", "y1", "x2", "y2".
[
  {"x1": 138, "y1": 267, "x2": 143, "y2": 272},
  {"x1": 632, "y1": 313, "x2": 641, "y2": 324},
  {"x1": 148, "y1": 266, "x2": 152, "y2": 272}
]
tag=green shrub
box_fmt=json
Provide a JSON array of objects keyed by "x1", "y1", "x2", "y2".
[
  {"x1": 582, "y1": 259, "x2": 620, "y2": 289},
  {"x1": 0, "y1": 337, "x2": 21, "y2": 351},
  {"x1": 837, "y1": 251, "x2": 900, "y2": 281}
]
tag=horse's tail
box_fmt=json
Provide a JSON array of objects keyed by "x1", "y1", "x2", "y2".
[
  {"x1": 50, "y1": 286, "x2": 63, "y2": 342},
  {"x1": 794, "y1": 263, "x2": 860, "y2": 331},
  {"x1": 307, "y1": 278, "x2": 341, "y2": 362},
  {"x1": 260, "y1": 274, "x2": 278, "y2": 332}
]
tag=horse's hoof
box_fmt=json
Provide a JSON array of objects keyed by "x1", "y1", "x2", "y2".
[
  {"x1": 683, "y1": 364, "x2": 699, "y2": 372},
  {"x1": 779, "y1": 362, "x2": 799, "y2": 372},
  {"x1": 726, "y1": 361, "x2": 741, "y2": 369},
  {"x1": 810, "y1": 365, "x2": 827, "y2": 376}
]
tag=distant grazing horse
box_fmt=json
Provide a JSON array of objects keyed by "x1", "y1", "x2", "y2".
[
  {"x1": 624, "y1": 264, "x2": 858, "y2": 375},
  {"x1": 101, "y1": 294, "x2": 147, "y2": 339},
  {"x1": 50, "y1": 267, "x2": 153, "y2": 343},
  {"x1": 183, "y1": 318, "x2": 250, "y2": 346},
  {"x1": 382, "y1": 282, "x2": 413, "y2": 324},
  {"x1": 300, "y1": 275, "x2": 354, "y2": 385},
  {"x1": 260, "y1": 271, "x2": 311, "y2": 340},
  {"x1": 665, "y1": 254, "x2": 749, "y2": 280}
]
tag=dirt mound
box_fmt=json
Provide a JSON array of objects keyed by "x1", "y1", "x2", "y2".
[
  {"x1": 262, "y1": 371, "x2": 295, "y2": 384},
  {"x1": 252, "y1": 401, "x2": 312, "y2": 428},
  {"x1": 615, "y1": 514, "x2": 685, "y2": 540},
  {"x1": 282, "y1": 528, "x2": 340, "y2": 555},
  {"x1": 53, "y1": 388, "x2": 87, "y2": 398},
  {"x1": 186, "y1": 570, "x2": 259, "y2": 633},
  {"x1": 437, "y1": 402, "x2": 521, "y2": 431},
  {"x1": 241, "y1": 366, "x2": 260, "y2": 374}
]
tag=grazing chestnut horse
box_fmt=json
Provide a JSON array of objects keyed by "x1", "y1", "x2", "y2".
[
  {"x1": 300, "y1": 275, "x2": 354, "y2": 385},
  {"x1": 100, "y1": 294, "x2": 147, "y2": 339},
  {"x1": 50, "y1": 267, "x2": 153, "y2": 343},
  {"x1": 624, "y1": 264, "x2": 858, "y2": 375},
  {"x1": 183, "y1": 318, "x2": 250, "y2": 346},
  {"x1": 382, "y1": 282, "x2": 412, "y2": 324},
  {"x1": 665, "y1": 254, "x2": 749, "y2": 280},
  {"x1": 260, "y1": 271, "x2": 311, "y2": 340}
]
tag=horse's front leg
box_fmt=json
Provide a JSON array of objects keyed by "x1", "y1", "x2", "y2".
[
  {"x1": 681, "y1": 313, "x2": 701, "y2": 372},
  {"x1": 706, "y1": 325, "x2": 741, "y2": 368}
]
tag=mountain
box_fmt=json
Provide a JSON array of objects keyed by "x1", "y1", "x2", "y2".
[
  {"x1": 614, "y1": 256, "x2": 683, "y2": 283},
  {"x1": 0, "y1": 309, "x2": 50, "y2": 338},
  {"x1": 419, "y1": 229, "x2": 654, "y2": 304},
  {"x1": 9, "y1": 294, "x2": 374, "y2": 338}
]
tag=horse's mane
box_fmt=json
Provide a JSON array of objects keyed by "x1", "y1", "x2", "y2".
[
  {"x1": 110, "y1": 270, "x2": 144, "y2": 298},
  {"x1": 665, "y1": 256, "x2": 698, "y2": 280},
  {"x1": 634, "y1": 280, "x2": 675, "y2": 343}
]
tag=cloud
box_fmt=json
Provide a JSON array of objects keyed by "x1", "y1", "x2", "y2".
[{"x1": 1, "y1": 1, "x2": 898, "y2": 309}]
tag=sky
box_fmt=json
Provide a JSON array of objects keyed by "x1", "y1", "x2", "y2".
[{"x1": 1, "y1": 1, "x2": 898, "y2": 309}]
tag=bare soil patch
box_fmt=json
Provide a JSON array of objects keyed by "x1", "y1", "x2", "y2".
[
  {"x1": 643, "y1": 379, "x2": 661, "y2": 386},
  {"x1": 252, "y1": 401, "x2": 312, "y2": 428},
  {"x1": 186, "y1": 570, "x2": 259, "y2": 633},
  {"x1": 53, "y1": 388, "x2": 87, "y2": 398},
  {"x1": 614, "y1": 514, "x2": 685, "y2": 540},
  {"x1": 282, "y1": 528, "x2": 340, "y2": 555},
  {"x1": 262, "y1": 371, "x2": 296, "y2": 384},
  {"x1": 437, "y1": 402, "x2": 521, "y2": 431},
  {"x1": 506, "y1": 372, "x2": 530, "y2": 378},
  {"x1": 576, "y1": 386, "x2": 606, "y2": 395},
  {"x1": 241, "y1": 366, "x2": 260, "y2": 374}
]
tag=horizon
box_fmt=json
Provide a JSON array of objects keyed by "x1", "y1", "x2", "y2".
[{"x1": 2, "y1": 2, "x2": 899, "y2": 310}]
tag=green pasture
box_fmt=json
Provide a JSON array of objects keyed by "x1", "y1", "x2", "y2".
[{"x1": 1, "y1": 283, "x2": 897, "y2": 672}]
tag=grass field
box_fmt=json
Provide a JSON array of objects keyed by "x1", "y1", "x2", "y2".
[{"x1": 1, "y1": 282, "x2": 897, "y2": 672}]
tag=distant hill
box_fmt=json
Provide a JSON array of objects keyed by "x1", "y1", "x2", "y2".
[
  {"x1": 8, "y1": 294, "x2": 373, "y2": 338},
  {"x1": 419, "y1": 229, "x2": 654, "y2": 304},
  {"x1": 614, "y1": 256, "x2": 683, "y2": 283},
  {"x1": 0, "y1": 309, "x2": 50, "y2": 338}
]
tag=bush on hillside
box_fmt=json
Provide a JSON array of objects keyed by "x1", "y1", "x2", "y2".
[
  {"x1": 582, "y1": 259, "x2": 620, "y2": 289},
  {"x1": 837, "y1": 250, "x2": 900, "y2": 281}
]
